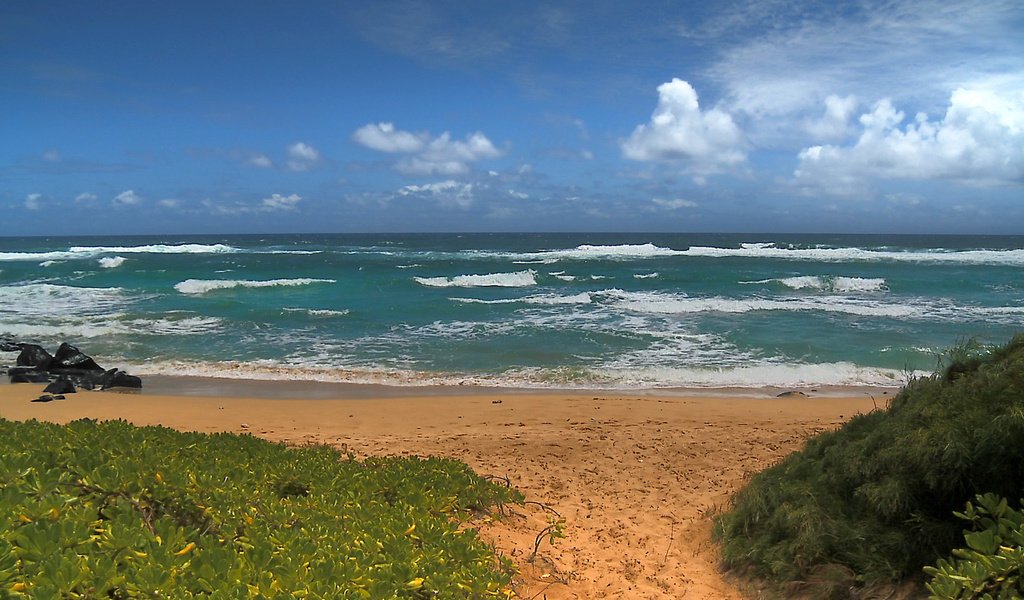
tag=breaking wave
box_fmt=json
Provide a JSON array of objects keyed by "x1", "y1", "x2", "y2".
[{"x1": 174, "y1": 278, "x2": 336, "y2": 295}]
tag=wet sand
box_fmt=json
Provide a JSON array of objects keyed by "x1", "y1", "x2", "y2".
[{"x1": 0, "y1": 380, "x2": 887, "y2": 598}]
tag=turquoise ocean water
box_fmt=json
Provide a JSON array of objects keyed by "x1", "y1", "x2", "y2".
[{"x1": 1, "y1": 233, "x2": 1022, "y2": 389}]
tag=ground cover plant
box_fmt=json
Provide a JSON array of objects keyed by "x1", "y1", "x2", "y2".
[
  {"x1": 0, "y1": 418, "x2": 523, "y2": 598},
  {"x1": 714, "y1": 334, "x2": 1024, "y2": 598}
]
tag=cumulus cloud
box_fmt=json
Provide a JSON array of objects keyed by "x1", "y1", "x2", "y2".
[
  {"x1": 74, "y1": 192, "x2": 97, "y2": 203},
  {"x1": 203, "y1": 193, "x2": 302, "y2": 215},
  {"x1": 352, "y1": 122, "x2": 501, "y2": 175},
  {"x1": 285, "y1": 142, "x2": 321, "y2": 171},
  {"x1": 158, "y1": 198, "x2": 180, "y2": 209},
  {"x1": 352, "y1": 122, "x2": 426, "y2": 153},
  {"x1": 249, "y1": 154, "x2": 273, "y2": 168},
  {"x1": 622, "y1": 78, "x2": 746, "y2": 181},
  {"x1": 651, "y1": 197, "x2": 698, "y2": 209},
  {"x1": 804, "y1": 95, "x2": 858, "y2": 141},
  {"x1": 261, "y1": 193, "x2": 302, "y2": 211},
  {"x1": 397, "y1": 180, "x2": 476, "y2": 208},
  {"x1": 24, "y1": 193, "x2": 43, "y2": 211},
  {"x1": 795, "y1": 88, "x2": 1024, "y2": 193},
  {"x1": 113, "y1": 190, "x2": 141, "y2": 206}
]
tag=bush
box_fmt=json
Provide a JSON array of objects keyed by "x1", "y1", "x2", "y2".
[
  {"x1": 714, "y1": 334, "x2": 1024, "y2": 595},
  {"x1": 0, "y1": 418, "x2": 523, "y2": 597},
  {"x1": 925, "y1": 494, "x2": 1024, "y2": 599}
]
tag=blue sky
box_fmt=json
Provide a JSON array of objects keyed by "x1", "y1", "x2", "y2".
[{"x1": 2, "y1": 0, "x2": 1022, "y2": 235}]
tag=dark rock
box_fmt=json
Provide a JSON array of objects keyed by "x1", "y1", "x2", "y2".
[
  {"x1": 16, "y1": 344, "x2": 53, "y2": 370},
  {"x1": 52, "y1": 395, "x2": 65, "y2": 400},
  {"x1": 9, "y1": 367, "x2": 52, "y2": 383},
  {"x1": 31, "y1": 395, "x2": 55, "y2": 403},
  {"x1": 99, "y1": 369, "x2": 142, "y2": 390},
  {"x1": 1, "y1": 341, "x2": 21, "y2": 352},
  {"x1": 776, "y1": 390, "x2": 809, "y2": 398},
  {"x1": 43, "y1": 377, "x2": 76, "y2": 394},
  {"x1": 52, "y1": 343, "x2": 104, "y2": 372}
]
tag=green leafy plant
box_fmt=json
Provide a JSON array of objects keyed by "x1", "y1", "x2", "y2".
[
  {"x1": 714, "y1": 333, "x2": 1024, "y2": 597},
  {"x1": 925, "y1": 494, "x2": 1024, "y2": 599},
  {"x1": 0, "y1": 418, "x2": 524, "y2": 597}
]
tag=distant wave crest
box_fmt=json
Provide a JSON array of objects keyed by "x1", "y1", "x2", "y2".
[
  {"x1": 174, "y1": 278, "x2": 335, "y2": 294},
  {"x1": 415, "y1": 270, "x2": 537, "y2": 288}
]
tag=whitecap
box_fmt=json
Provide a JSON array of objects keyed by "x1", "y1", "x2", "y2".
[
  {"x1": 98, "y1": 256, "x2": 126, "y2": 268},
  {"x1": 414, "y1": 270, "x2": 537, "y2": 288},
  {"x1": 174, "y1": 278, "x2": 335, "y2": 295}
]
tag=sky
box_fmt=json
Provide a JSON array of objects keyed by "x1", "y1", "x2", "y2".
[{"x1": 2, "y1": 0, "x2": 1023, "y2": 235}]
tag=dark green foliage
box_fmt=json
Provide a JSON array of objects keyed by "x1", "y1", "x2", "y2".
[
  {"x1": 715, "y1": 334, "x2": 1024, "y2": 594},
  {"x1": 925, "y1": 494, "x2": 1024, "y2": 599},
  {"x1": 0, "y1": 418, "x2": 524, "y2": 598}
]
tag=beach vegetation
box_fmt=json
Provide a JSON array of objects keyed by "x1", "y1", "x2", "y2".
[
  {"x1": 0, "y1": 417, "x2": 523, "y2": 597},
  {"x1": 714, "y1": 333, "x2": 1024, "y2": 597}
]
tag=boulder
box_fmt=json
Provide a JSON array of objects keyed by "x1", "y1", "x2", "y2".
[
  {"x1": 43, "y1": 377, "x2": 76, "y2": 395},
  {"x1": 16, "y1": 344, "x2": 53, "y2": 370},
  {"x1": 52, "y1": 343, "x2": 104, "y2": 372},
  {"x1": 99, "y1": 369, "x2": 142, "y2": 390},
  {"x1": 8, "y1": 367, "x2": 51, "y2": 383},
  {"x1": 1, "y1": 341, "x2": 21, "y2": 352}
]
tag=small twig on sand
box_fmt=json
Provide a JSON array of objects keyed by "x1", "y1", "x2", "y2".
[{"x1": 659, "y1": 521, "x2": 675, "y2": 570}]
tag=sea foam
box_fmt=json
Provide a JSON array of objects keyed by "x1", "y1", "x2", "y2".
[
  {"x1": 174, "y1": 278, "x2": 336, "y2": 295},
  {"x1": 414, "y1": 270, "x2": 537, "y2": 288},
  {"x1": 98, "y1": 256, "x2": 126, "y2": 268}
]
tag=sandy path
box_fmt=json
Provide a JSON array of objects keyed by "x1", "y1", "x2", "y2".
[{"x1": 0, "y1": 384, "x2": 879, "y2": 599}]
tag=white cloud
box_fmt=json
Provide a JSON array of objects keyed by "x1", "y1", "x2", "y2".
[
  {"x1": 652, "y1": 197, "x2": 698, "y2": 209},
  {"x1": 508, "y1": 189, "x2": 529, "y2": 199},
  {"x1": 352, "y1": 122, "x2": 426, "y2": 153},
  {"x1": 25, "y1": 193, "x2": 43, "y2": 211},
  {"x1": 285, "y1": 142, "x2": 320, "y2": 171},
  {"x1": 622, "y1": 78, "x2": 746, "y2": 180},
  {"x1": 261, "y1": 193, "x2": 302, "y2": 211},
  {"x1": 804, "y1": 95, "x2": 858, "y2": 141},
  {"x1": 74, "y1": 192, "x2": 97, "y2": 203},
  {"x1": 706, "y1": 0, "x2": 1024, "y2": 145},
  {"x1": 113, "y1": 190, "x2": 141, "y2": 206},
  {"x1": 249, "y1": 154, "x2": 273, "y2": 168},
  {"x1": 397, "y1": 180, "x2": 476, "y2": 208},
  {"x1": 353, "y1": 122, "x2": 501, "y2": 175},
  {"x1": 158, "y1": 198, "x2": 181, "y2": 208},
  {"x1": 795, "y1": 88, "x2": 1024, "y2": 193},
  {"x1": 42, "y1": 150, "x2": 61, "y2": 162}
]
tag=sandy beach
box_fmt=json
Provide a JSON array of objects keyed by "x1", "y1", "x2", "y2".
[{"x1": 0, "y1": 380, "x2": 887, "y2": 599}]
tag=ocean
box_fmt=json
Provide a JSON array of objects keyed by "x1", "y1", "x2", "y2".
[{"x1": 1, "y1": 233, "x2": 1022, "y2": 389}]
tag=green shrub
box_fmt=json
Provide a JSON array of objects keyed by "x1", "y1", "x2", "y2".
[
  {"x1": 714, "y1": 334, "x2": 1024, "y2": 595},
  {"x1": 925, "y1": 494, "x2": 1024, "y2": 599},
  {"x1": 0, "y1": 418, "x2": 523, "y2": 597}
]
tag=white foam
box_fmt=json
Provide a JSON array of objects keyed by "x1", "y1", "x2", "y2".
[
  {"x1": 414, "y1": 270, "x2": 537, "y2": 288},
  {"x1": 39, "y1": 260, "x2": 60, "y2": 267},
  {"x1": 634, "y1": 272, "x2": 659, "y2": 279},
  {"x1": 174, "y1": 278, "x2": 335, "y2": 295},
  {"x1": 599, "y1": 289, "x2": 918, "y2": 318},
  {"x1": 70, "y1": 243, "x2": 239, "y2": 255},
  {"x1": 0, "y1": 251, "x2": 80, "y2": 262},
  {"x1": 283, "y1": 307, "x2": 351, "y2": 317},
  {"x1": 0, "y1": 283, "x2": 128, "y2": 319},
  {"x1": 396, "y1": 264, "x2": 422, "y2": 269},
  {"x1": 525, "y1": 292, "x2": 592, "y2": 305},
  {"x1": 682, "y1": 244, "x2": 1024, "y2": 265},
  {"x1": 741, "y1": 276, "x2": 888, "y2": 293},
  {"x1": 98, "y1": 256, "x2": 126, "y2": 268},
  {"x1": 553, "y1": 274, "x2": 577, "y2": 282},
  {"x1": 529, "y1": 243, "x2": 682, "y2": 261}
]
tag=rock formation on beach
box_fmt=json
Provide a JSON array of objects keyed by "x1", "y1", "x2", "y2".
[{"x1": 1, "y1": 340, "x2": 142, "y2": 393}]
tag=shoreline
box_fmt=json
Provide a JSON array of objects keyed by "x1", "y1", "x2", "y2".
[
  {"x1": 0, "y1": 378, "x2": 883, "y2": 598},
  {"x1": 1, "y1": 371, "x2": 901, "y2": 401}
]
